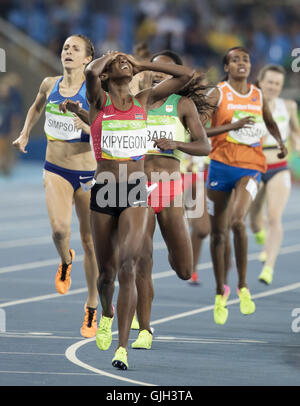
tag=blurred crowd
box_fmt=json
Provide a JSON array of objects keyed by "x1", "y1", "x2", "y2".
[
  {"x1": 0, "y1": 73, "x2": 23, "y2": 175},
  {"x1": 0, "y1": 0, "x2": 299, "y2": 176},
  {"x1": 0, "y1": 0, "x2": 299, "y2": 83}
]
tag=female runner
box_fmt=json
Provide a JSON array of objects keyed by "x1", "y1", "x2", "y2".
[
  {"x1": 205, "y1": 47, "x2": 287, "y2": 325},
  {"x1": 12, "y1": 35, "x2": 100, "y2": 338},
  {"x1": 84, "y1": 50, "x2": 194, "y2": 369},
  {"x1": 184, "y1": 72, "x2": 255, "y2": 286},
  {"x1": 131, "y1": 50, "x2": 211, "y2": 350},
  {"x1": 249, "y1": 64, "x2": 300, "y2": 284}
]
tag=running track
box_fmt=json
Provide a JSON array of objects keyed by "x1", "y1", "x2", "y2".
[{"x1": 1, "y1": 162, "x2": 300, "y2": 387}]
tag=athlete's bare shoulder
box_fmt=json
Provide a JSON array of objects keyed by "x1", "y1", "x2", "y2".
[
  {"x1": 205, "y1": 87, "x2": 220, "y2": 109},
  {"x1": 284, "y1": 98, "x2": 298, "y2": 112},
  {"x1": 177, "y1": 95, "x2": 195, "y2": 113},
  {"x1": 40, "y1": 76, "x2": 61, "y2": 97}
]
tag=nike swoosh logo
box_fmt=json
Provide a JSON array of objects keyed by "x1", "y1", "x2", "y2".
[
  {"x1": 49, "y1": 100, "x2": 60, "y2": 104},
  {"x1": 146, "y1": 183, "x2": 158, "y2": 193},
  {"x1": 103, "y1": 114, "x2": 115, "y2": 118},
  {"x1": 132, "y1": 200, "x2": 146, "y2": 205},
  {"x1": 79, "y1": 176, "x2": 94, "y2": 180}
]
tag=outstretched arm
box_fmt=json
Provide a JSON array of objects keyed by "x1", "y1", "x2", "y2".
[{"x1": 12, "y1": 76, "x2": 56, "y2": 153}]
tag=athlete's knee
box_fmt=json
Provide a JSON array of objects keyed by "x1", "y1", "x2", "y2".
[
  {"x1": 98, "y1": 266, "x2": 116, "y2": 287},
  {"x1": 98, "y1": 261, "x2": 117, "y2": 284},
  {"x1": 231, "y1": 216, "x2": 246, "y2": 234},
  {"x1": 80, "y1": 234, "x2": 95, "y2": 256},
  {"x1": 210, "y1": 229, "x2": 227, "y2": 246},
  {"x1": 175, "y1": 265, "x2": 192, "y2": 280},
  {"x1": 52, "y1": 222, "x2": 70, "y2": 242},
  {"x1": 118, "y1": 255, "x2": 137, "y2": 284},
  {"x1": 136, "y1": 253, "x2": 153, "y2": 280},
  {"x1": 169, "y1": 256, "x2": 192, "y2": 280},
  {"x1": 268, "y1": 213, "x2": 282, "y2": 231}
]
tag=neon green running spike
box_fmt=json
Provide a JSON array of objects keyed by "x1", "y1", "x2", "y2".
[
  {"x1": 237, "y1": 287, "x2": 256, "y2": 315},
  {"x1": 259, "y1": 250, "x2": 267, "y2": 263},
  {"x1": 112, "y1": 347, "x2": 128, "y2": 370},
  {"x1": 131, "y1": 314, "x2": 140, "y2": 330},
  {"x1": 131, "y1": 329, "x2": 152, "y2": 349},
  {"x1": 258, "y1": 265, "x2": 273, "y2": 285},
  {"x1": 96, "y1": 314, "x2": 114, "y2": 351},
  {"x1": 254, "y1": 229, "x2": 266, "y2": 245},
  {"x1": 214, "y1": 285, "x2": 230, "y2": 325},
  {"x1": 214, "y1": 295, "x2": 228, "y2": 325}
]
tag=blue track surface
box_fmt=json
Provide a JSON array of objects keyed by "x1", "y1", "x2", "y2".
[{"x1": 1, "y1": 162, "x2": 300, "y2": 386}]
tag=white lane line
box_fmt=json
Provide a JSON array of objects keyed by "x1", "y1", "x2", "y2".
[
  {"x1": 3, "y1": 217, "x2": 300, "y2": 234},
  {"x1": 153, "y1": 339, "x2": 263, "y2": 345},
  {"x1": 0, "y1": 333, "x2": 87, "y2": 340},
  {"x1": 0, "y1": 209, "x2": 47, "y2": 220},
  {"x1": 0, "y1": 219, "x2": 50, "y2": 232},
  {"x1": 0, "y1": 331, "x2": 52, "y2": 335},
  {"x1": 0, "y1": 242, "x2": 166, "y2": 274},
  {"x1": 64, "y1": 338, "x2": 155, "y2": 386},
  {"x1": 65, "y1": 279, "x2": 300, "y2": 386},
  {"x1": 0, "y1": 234, "x2": 80, "y2": 249},
  {"x1": 0, "y1": 194, "x2": 44, "y2": 204},
  {"x1": 1, "y1": 203, "x2": 299, "y2": 221},
  {"x1": 0, "y1": 216, "x2": 81, "y2": 231},
  {"x1": 0, "y1": 352, "x2": 64, "y2": 356},
  {"x1": 282, "y1": 220, "x2": 300, "y2": 231},
  {"x1": 154, "y1": 336, "x2": 266, "y2": 343},
  {"x1": 1, "y1": 214, "x2": 300, "y2": 256},
  {"x1": 0, "y1": 203, "x2": 300, "y2": 224},
  {"x1": 147, "y1": 282, "x2": 300, "y2": 327},
  {"x1": 1, "y1": 242, "x2": 300, "y2": 308},
  {"x1": 0, "y1": 288, "x2": 89, "y2": 308},
  {"x1": 0, "y1": 256, "x2": 84, "y2": 274},
  {"x1": 0, "y1": 370, "x2": 102, "y2": 376},
  {"x1": 1, "y1": 235, "x2": 299, "y2": 385},
  {"x1": 147, "y1": 281, "x2": 300, "y2": 326},
  {"x1": 0, "y1": 234, "x2": 166, "y2": 250},
  {"x1": 0, "y1": 268, "x2": 174, "y2": 308}
]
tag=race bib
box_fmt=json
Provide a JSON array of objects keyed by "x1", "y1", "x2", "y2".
[
  {"x1": 101, "y1": 120, "x2": 147, "y2": 159},
  {"x1": 44, "y1": 103, "x2": 82, "y2": 141},
  {"x1": 227, "y1": 110, "x2": 265, "y2": 147},
  {"x1": 146, "y1": 115, "x2": 176, "y2": 152},
  {"x1": 262, "y1": 116, "x2": 289, "y2": 148}
]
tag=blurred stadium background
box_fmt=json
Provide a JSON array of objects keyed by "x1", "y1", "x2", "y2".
[{"x1": 0, "y1": 0, "x2": 300, "y2": 177}]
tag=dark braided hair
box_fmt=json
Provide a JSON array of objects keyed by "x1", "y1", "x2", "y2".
[
  {"x1": 151, "y1": 50, "x2": 216, "y2": 121},
  {"x1": 151, "y1": 50, "x2": 183, "y2": 66}
]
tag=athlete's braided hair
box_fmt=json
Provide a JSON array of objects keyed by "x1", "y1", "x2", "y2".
[
  {"x1": 151, "y1": 50, "x2": 216, "y2": 121},
  {"x1": 151, "y1": 50, "x2": 183, "y2": 66}
]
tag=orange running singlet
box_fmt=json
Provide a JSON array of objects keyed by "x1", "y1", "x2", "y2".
[{"x1": 210, "y1": 81, "x2": 267, "y2": 173}]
